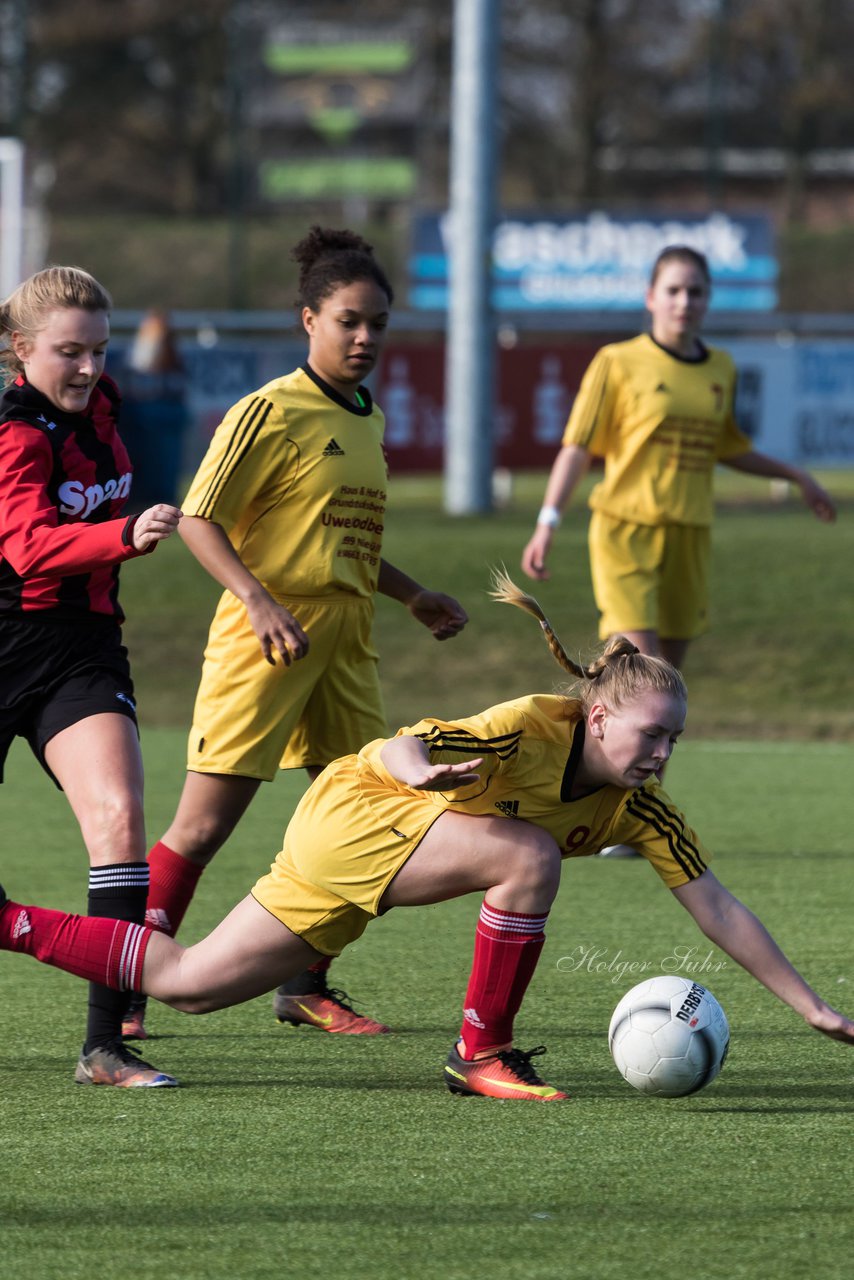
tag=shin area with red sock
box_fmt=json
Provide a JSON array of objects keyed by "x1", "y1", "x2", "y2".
[
  {"x1": 145, "y1": 841, "x2": 205, "y2": 936},
  {"x1": 458, "y1": 900, "x2": 548, "y2": 1057}
]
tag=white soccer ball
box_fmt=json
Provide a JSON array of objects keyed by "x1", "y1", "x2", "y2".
[{"x1": 608, "y1": 975, "x2": 730, "y2": 1098}]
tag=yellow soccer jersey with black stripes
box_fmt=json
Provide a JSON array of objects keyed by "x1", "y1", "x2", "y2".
[
  {"x1": 182, "y1": 365, "x2": 388, "y2": 598},
  {"x1": 360, "y1": 694, "x2": 710, "y2": 890},
  {"x1": 562, "y1": 334, "x2": 751, "y2": 527}
]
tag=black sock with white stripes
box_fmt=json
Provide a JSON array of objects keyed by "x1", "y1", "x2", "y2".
[{"x1": 84, "y1": 861, "x2": 150, "y2": 1053}]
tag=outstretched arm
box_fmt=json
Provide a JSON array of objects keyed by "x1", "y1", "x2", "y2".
[
  {"x1": 377, "y1": 559, "x2": 468, "y2": 641},
  {"x1": 179, "y1": 515, "x2": 309, "y2": 666},
  {"x1": 721, "y1": 449, "x2": 836, "y2": 521},
  {"x1": 521, "y1": 443, "x2": 592, "y2": 580},
  {"x1": 380, "y1": 734, "x2": 483, "y2": 791},
  {"x1": 672, "y1": 870, "x2": 854, "y2": 1043}
]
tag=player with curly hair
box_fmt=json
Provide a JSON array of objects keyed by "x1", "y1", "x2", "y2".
[{"x1": 124, "y1": 227, "x2": 467, "y2": 1047}]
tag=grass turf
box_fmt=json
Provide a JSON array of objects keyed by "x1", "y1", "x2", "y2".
[{"x1": 2, "y1": 732, "x2": 853, "y2": 1280}]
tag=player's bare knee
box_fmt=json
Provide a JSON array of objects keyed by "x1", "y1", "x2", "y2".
[
  {"x1": 84, "y1": 792, "x2": 144, "y2": 859},
  {"x1": 507, "y1": 827, "x2": 561, "y2": 896}
]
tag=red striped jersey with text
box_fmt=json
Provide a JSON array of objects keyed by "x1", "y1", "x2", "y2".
[{"x1": 0, "y1": 375, "x2": 138, "y2": 618}]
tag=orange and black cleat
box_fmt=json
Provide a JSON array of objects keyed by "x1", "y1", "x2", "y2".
[
  {"x1": 273, "y1": 986, "x2": 391, "y2": 1036},
  {"x1": 444, "y1": 1042, "x2": 568, "y2": 1101}
]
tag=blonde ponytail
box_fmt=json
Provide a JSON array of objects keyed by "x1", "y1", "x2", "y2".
[{"x1": 489, "y1": 567, "x2": 686, "y2": 712}]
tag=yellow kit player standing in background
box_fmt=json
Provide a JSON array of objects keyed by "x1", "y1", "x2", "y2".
[
  {"x1": 522, "y1": 243, "x2": 836, "y2": 857},
  {"x1": 123, "y1": 226, "x2": 467, "y2": 1047},
  {"x1": 522, "y1": 244, "x2": 835, "y2": 671}
]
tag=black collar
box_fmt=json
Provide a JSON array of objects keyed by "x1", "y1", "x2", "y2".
[
  {"x1": 0, "y1": 376, "x2": 95, "y2": 431},
  {"x1": 301, "y1": 363, "x2": 374, "y2": 416},
  {"x1": 560, "y1": 719, "x2": 588, "y2": 802},
  {"x1": 648, "y1": 334, "x2": 709, "y2": 365}
]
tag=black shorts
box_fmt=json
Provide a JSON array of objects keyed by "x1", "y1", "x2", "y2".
[{"x1": 0, "y1": 614, "x2": 138, "y2": 785}]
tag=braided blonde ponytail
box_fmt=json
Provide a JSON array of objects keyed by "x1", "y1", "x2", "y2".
[{"x1": 489, "y1": 567, "x2": 686, "y2": 713}]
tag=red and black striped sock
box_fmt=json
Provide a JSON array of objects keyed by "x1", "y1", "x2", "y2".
[
  {"x1": 85, "y1": 862, "x2": 150, "y2": 1051},
  {"x1": 458, "y1": 899, "x2": 549, "y2": 1057}
]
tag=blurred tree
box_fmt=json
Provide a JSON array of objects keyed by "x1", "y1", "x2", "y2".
[
  {"x1": 724, "y1": 0, "x2": 854, "y2": 222},
  {"x1": 15, "y1": 0, "x2": 854, "y2": 307},
  {"x1": 19, "y1": 0, "x2": 854, "y2": 218},
  {"x1": 24, "y1": 0, "x2": 231, "y2": 214}
]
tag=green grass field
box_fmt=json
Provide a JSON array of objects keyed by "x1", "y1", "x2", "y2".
[{"x1": 3, "y1": 473, "x2": 854, "y2": 1279}]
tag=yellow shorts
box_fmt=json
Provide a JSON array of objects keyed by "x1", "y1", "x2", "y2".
[
  {"x1": 251, "y1": 754, "x2": 444, "y2": 955},
  {"x1": 188, "y1": 593, "x2": 387, "y2": 780},
  {"x1": 588, "y1": 511, "x2": 710, "y2": 641}
]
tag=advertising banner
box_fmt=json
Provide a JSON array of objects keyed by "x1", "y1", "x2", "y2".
[
  {"x1": 726, "y1": 338, "x2": 854, "y2": 464},
  {"x1": 411, "y1": 211, "x2": 777, "y2": 311}
]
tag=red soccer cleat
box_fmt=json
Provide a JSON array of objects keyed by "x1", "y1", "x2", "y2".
[
  {"x1": 273, "y1": 986, "x2": 391, "y2": 1035},
  {"x1": 444, "y1": 1042, "x2": 568, "y2": 1101}
]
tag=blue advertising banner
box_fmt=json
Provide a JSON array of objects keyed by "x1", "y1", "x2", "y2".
[{"x1": 410, "y1": 211, "x2": 777, "y2": 311}]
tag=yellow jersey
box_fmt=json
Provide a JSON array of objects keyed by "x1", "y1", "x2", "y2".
[
  {"x1": 359, "y1": 693, "x2": 710, "y2": 890},
  {"x1": 562, "y1": 334, "x2": 751, "y2": 527},
  {"x1": 182, "y1": 365, "x2": 388, "y2": 599}
]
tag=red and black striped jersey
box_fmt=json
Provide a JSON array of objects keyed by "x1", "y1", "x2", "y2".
[{"x1": 0, "y1": 375, "x2": 144, "y2": 618}]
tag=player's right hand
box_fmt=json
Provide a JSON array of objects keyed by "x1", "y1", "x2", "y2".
[
  {"x1": 521, "y1": 526, "x2": 554, "y2": 581},
  {"x1": 246, "y1": 597, "x2": 310, "y2": 666}
]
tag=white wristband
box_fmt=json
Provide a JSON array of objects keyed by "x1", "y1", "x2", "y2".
[{"x1": 537, "y1": 505, "x2": 562, "y2": 528}]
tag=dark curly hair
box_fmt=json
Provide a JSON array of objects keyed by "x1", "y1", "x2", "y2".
[{"x1": 291, "y1": 226, "x2": 394, "y2": 312}]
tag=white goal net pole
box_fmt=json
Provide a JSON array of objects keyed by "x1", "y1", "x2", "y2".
[{"x1": 0, "y1": 136, "x2": 24, "y2": 299}]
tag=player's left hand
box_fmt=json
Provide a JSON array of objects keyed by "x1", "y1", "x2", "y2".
[
  {"x1": 406, "y1": 758, "x2": 484, "y2": 791},
  {"x1": 805, "y1": 1004, "x2": 854, "y2": 1044},
  {"x1": 132, "y1": 503, "x2": 183, "y2": 551},
  {"x1": 798, "y1": 474, "x2": 836, "y2": 522},
  {"x1": 408, "y1": 590, "x2": 468, "y2": 640}
]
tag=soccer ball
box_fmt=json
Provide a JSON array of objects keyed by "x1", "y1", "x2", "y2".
[{"x1": 608, "y1": 975, "x2": 730, "y2": 1098}]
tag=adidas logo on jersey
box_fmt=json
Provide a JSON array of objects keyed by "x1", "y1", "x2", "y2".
[
  {"x1": 322, "y1": 438, "x2": 346, "y2": 457},
  {"x1": 12, "y1": 908, "x2": 32, "y2": 939},
  {"x1": 495, "y1": 799, "x2": 520, "y2": 817},
  {"x1": 655, "y1": 382, "x2": 669, "y2": 393}
]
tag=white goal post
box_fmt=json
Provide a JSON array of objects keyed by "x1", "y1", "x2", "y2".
[{"x1": 0, "y1": 136, "x2": 24, "y2": 299}]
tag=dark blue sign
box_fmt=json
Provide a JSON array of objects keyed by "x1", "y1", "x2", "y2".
[{"x1": 410, "y1": 211, "x2": 777, "y2": 311}]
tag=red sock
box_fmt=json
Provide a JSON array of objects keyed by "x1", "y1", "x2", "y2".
[
  {"x1": 458, "y1": 900, "x2": 549, "y2": 1057},
  {"x1": 145, "y1": 841, "x2": 205, "y2": 936},
  {"x1": 308, "y1": 957, "x2": 331, "y2": 976},
  {"x1": 0, "y1": 897, "x2": 150, "y2": 991}
]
